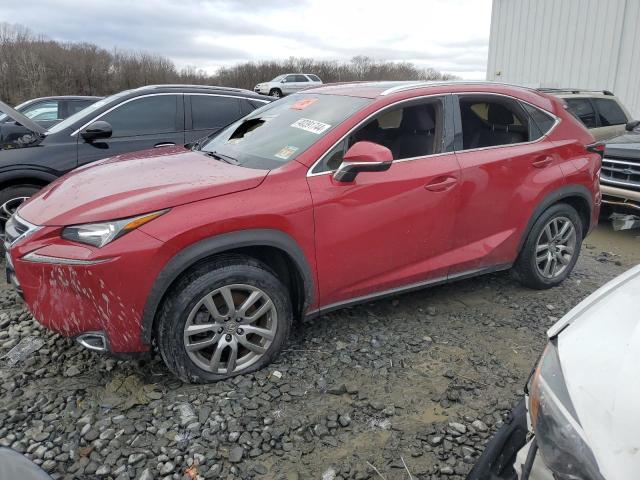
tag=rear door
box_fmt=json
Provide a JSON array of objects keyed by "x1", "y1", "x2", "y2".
[
  {"x1": 76, "y1": 93, "x2": 184, "y2": 166},
  {"x1": 449, "y1": 94, "x2": 565, "y2": 274},
  {"x1": 185, "y1": 94, "x2": 244, "y2": 144}
]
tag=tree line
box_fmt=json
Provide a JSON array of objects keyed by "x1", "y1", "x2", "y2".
[{"x1": 0, "y1": 22, "x2": 458, "y2": 105}]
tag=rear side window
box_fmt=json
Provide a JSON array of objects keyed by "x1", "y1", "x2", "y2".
[
  {"x1": 522, "y1": 103, "x2": 556, "y2": 140},
  {"x1": 458, "y1": 96, "x2": 531, "y2": 150},
  {"x1": 191, "y1": 95, "x2": 241, "y2": 130},
  {"x1": 565, "y1": 98, "x2": 597, "y2": 128},
  {"x1": 307, "y1": 74, "x2": 321, "y2": 82},
  {"x1": 593, "y1": 99, "x2": 627, "y2": 126},
  {"x1": 294, "y1": 75, "x2": 309, "y2": 82},
  {"x1": 102, "y1": 95, "x2": 178, "y2": 137}
]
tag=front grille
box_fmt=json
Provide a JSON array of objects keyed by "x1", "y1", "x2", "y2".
[
  {"x1": 600, "y1": 158, "x2": 640, "y2": 192},
  {"x1": 5, "y1": 214, "x2": 38, "y2": 246}
]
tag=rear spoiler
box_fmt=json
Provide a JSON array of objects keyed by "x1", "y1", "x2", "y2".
[{"x1": 0, "y1": 100, "x2": 47, "y2": 136}]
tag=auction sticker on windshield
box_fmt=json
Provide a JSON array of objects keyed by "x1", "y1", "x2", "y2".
[
  {"x1": 274, "y1": 146, "x2": 298, "y2": 160},
  {"x1": 291, "y1": 118, "x2": 331, "y2": 135}
]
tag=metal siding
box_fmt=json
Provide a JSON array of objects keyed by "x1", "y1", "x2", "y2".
[{"x1": 487, "y1": 0, "x2": 640, "y2": 117}]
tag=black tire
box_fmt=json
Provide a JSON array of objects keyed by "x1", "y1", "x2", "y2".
[
  {"x1": 269, "y1": 88, "x2": 282, "y2": 98},
  {"x1": 512, "y1": 203, "x2": 583, "y2": 289},
  {"x1": 156, "y1": 254, "x2": 292, "y2": 383}
]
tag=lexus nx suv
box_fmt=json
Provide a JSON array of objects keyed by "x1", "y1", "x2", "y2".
[{"x1": 6, "y1": 81, "x2": 601, "y2": 383}]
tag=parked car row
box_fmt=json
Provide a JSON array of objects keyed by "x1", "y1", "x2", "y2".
[{"x1": 3, "y1": 80, "x2": 603, "y2": 385}]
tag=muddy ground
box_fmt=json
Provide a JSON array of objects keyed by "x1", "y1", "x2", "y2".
[{"x1": 0, "y1": 222, "x2": 638, "y2": 480}]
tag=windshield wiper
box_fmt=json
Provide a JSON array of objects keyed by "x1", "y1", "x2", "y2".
[{"x1": 203, "y1": 151, "x2": 238, "y2": 164}]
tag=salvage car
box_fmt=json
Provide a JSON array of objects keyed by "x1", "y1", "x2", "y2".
[
  {"x1": 0, "y1": 85, "x2": 271, "y2": 237},
  {"x1": 6, "y1": 81, "x2": 601, "y2": 383},
  {"x1": 540, "y1": 88, "x2": 634, "y2": 141},
  {"x1": 599, "y1": 125, "x2": 640, "y2": 215},
  {"x1": 0, "y1": 95, "x2": 102, "y2": 128},
  {"x1": 468, "y1": 263, "x2": 640, "y2": 480},
  {"x1": 254, "y1": 73, "x2": 322, "y2": 98}
]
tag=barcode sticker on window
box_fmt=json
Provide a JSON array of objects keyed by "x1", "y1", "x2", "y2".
[{"x1": 291, "y1": 118, "x2": 331, "y2": 135}]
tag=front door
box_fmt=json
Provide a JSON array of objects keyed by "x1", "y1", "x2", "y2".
[
  {"x1": 307, "y1": 96, "x2": 461, "y2": 308},
  {"x1": 77, "y1": 94, "x2": 185, "y2": 166}
]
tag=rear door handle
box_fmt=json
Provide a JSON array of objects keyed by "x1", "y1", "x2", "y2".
[
  {"x1": 425, "y1": 176, "x2": 458, "y2": 192},
  {"x1": 154, "y1": 142, "x2": 175, "y2": 148},
  {"x1": 532, "y1": 156, "x2": 553, "y2": 168}
]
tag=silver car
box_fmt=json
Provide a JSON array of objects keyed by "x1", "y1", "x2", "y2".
[{"x1": 254, "y1": 73, "x2": 323, "y2": 98}]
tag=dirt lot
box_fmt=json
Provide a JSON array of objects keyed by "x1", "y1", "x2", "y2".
[{"x1": 0, "y1": 223, "x2": 638, "y2": 480}]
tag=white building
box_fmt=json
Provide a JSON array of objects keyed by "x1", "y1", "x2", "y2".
[{"x1": 486, "y1": 0, "x2": 640, "y2": 117}]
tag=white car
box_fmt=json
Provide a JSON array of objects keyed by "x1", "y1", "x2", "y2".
[
  {"x1": 469, "y1": 263, "x2": 640, "y2": 480},
  {"x1": 254, "y1": 73, "x2": 322, "y2": 98}
]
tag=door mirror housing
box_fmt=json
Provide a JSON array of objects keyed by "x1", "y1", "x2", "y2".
[
  {"x1": 333, "y1": 141, "x2": 393, "y2": 182},
  {"x1": 80, "y1": 121, "x2": 112, "y2": 141},
  {"x1": 625, "y1": 120, "x2": 640, "y2": 132},
  {"x1": 281, "y1": 79, "x2": 287, "y2": 83}
]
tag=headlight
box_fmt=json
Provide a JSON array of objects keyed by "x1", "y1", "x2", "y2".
[
  {"x1": 61, "y1": 210, "x2": 167, "y2": 248},
  {"x1": 528, "y1": 343, "x2": 604, "y2": 480}
]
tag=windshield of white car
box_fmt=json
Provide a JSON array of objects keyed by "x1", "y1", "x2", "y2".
[
  {"x1": 270, "y1": 75, "x2": 286, "y2": 82},
  {"x1": 48, "y1": 90, "x2": 131, "y2": 133},
  {"x1": 200, "y1": 94, "x2": 371, "y2": 170}
]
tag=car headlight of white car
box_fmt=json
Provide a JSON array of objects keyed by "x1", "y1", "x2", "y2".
[{"x1": 528, "y1": 342, "x2": 604, "y2": 480}]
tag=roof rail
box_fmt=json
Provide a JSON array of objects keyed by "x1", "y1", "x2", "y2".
[
  {"x1": 537, "y1": 87, "x2": 614, "y2": 96},
  {"x1": 137, "y1": 84, "x2": 248, "y2": 92},
  {"x1": 380, "y1": 80, "x2": 537, "y2": 96}
]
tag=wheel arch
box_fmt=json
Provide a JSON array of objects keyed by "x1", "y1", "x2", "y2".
[
  {"x1": 140, "y1": 229, "x2": 315, "y2": 345},
  {"x1": 0, "y1": 170, "x2": 57, "y2": 191},
  {"x1": 518, "y1": 184, "x2": 593, "y2": 254}
]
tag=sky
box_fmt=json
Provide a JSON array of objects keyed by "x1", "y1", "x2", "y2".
[{"x1": 0, "y1": 0, "x2": 492, "y2": 79}]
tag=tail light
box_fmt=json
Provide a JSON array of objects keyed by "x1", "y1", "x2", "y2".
[{"x1": 586, "y1": 142, "x2": 605, "y2": 159}]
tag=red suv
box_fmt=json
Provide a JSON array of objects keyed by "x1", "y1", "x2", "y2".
[{"x1": 5, "y1": 82, "x2": 601, "y2": 382}]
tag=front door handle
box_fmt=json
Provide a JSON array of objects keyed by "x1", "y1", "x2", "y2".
[
  {"x1": 425, "y1": 176, "x2": 458, "y2": 192},
  {"x1": 154, "y1": 142, "x2": 176, "y2": 148},
  {"x1": 532, "y1": 156, "x2": 553, "y2": 168}
]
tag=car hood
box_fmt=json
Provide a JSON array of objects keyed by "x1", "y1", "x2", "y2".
[
  {"x1": 604, "y1": 132, "x2": 640, "y2": 160},
  {"x1": 0, "y1": 100, "x2": 47, "y2": 135},
  {"x1": 549, "y1": 264, "x2": 640, "y2": 480},
  {"x1": 18, "y1": 146, "x2": 269, "y2": 226}
]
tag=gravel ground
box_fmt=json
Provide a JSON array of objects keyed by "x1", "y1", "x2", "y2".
[{"x1": 1, "y1": 224, "x2": 638, "y2": 480}]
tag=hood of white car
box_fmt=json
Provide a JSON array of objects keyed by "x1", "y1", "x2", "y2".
[{"x1": 550, "y1": 264, "x2": 640, "y2": 480}]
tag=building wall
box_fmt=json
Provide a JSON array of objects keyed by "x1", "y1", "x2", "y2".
[{"x1": 487, "y1": 0, "x2": 640, "y2": 118}]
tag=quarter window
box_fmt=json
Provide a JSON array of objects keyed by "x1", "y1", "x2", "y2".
[
  {"x1": 565, "y1": 98, "x2": 597, "y2": 128},
  {"x1": 522, "y1": 103, "x2": 556, "y2": 140},
  {"x1": 458, "y1": 96, "x2": 531, "y2": 150},
  {"x1": 593, "y1": 98, "x2": 627, "y2": 126},
  {"x1": 307, "y1": 75, "x2": 321, "y2": 82},
  {"x1": 191, "y1": 95, "x2": 241, "y2": 130},
  {"x1": 101, "y1": 95, "x2": 178, "y2": 137}
]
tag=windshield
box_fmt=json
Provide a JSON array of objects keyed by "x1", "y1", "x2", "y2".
[
  {"x1": 48, "y1": 90, "x2": 131, "y2": 133},
  {"x1": 201, "y1": 94, "x2": 371, "y2": 169},
  {"x1": 270, "y1": 75, "x2": 286, "y2": 82}
]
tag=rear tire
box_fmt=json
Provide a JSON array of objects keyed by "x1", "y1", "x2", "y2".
[
  {"x1": 512, "y1": 203, "x2": 583, "y2": 289},
  {"x1": 156, "y1": 255, "x2": 292, "y2": 383},
  {"x1": 269, "y1": 88, "x2": 282, "y2": 98}
]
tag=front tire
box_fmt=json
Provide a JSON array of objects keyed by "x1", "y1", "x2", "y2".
[
  {"x1": 156, "y1": 255, "x2": 292, "y2": 383},
  {"x1": 512, "y1": 203, "x2": 583, "y2": 290},
  {"x1": 269, "y1": 88, "x2": 282, "y2": 98}
]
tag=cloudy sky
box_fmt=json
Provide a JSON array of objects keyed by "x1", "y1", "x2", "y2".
[{"x1": 0, "y1": 0, "x2": 492, "y2": 79}]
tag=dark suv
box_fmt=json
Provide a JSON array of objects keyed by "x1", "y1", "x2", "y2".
[{"x1": 0, "y1": 85, "x2": 271, "y2": 233}]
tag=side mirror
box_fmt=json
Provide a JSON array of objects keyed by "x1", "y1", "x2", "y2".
[
  {"x1": 281, "y1": 79, "x2": 287, "y2": 83},
  {"x1": 625, "y1": 120, "x2": 640, "y2": 132},
  {"x1": 80, "y1": 121, "x2": 112, "y2": 141},
  {"x1": 333, "y1": 141, "x2": 393, "y2": 182}
]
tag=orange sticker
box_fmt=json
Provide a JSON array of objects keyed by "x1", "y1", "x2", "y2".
[{"x1": 290, "y1": 98, "x2": 318, "y2": 110}]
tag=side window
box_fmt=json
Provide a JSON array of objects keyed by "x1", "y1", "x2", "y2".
[
  {"x1": 312, "y1": 98, "x2": 444, "y2": 173},
  {"x1": 24, "y1": 101, "x2": 60, "y2": 121},
  {"x1": 458, "y1": 96, "x2": 531, "y2": 150},
  {"x1": 522, "y1": 103, "x2": 556, "y2": 140},
  {"x1": 68, "y1": 100, "x2": 95, "y2": 116},
  {"x1": 102, "y1": 95, "x2": 178, "y2": 137},
  {"x1": 284, "y1": 75, "x2": 297, "y2": 83},
  {"x1": 191, "y1": 95, "x2": 241, "y2": 130},
  {"x1": 593, "y1": 99, "x2": 628, "y2": 126},
  {"x1": 295, "y1": 75, "x2": 309, "y2": 82},
  {"x1": 565, "y1": 98, "x2": 597, "y2": 128}
]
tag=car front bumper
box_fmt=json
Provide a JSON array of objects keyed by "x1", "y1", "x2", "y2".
[
  {"x1": 600, "y1": 184, "x2": 640, "y2": 212},
  {"x1": 7, "y1": 225, "x2": 171, "y2": 354}
]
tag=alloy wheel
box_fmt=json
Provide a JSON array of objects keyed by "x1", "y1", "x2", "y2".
[
  {"x1": 535, "y1": 216, "x2": 577, "y2": 279},
  {"x1": 0, "y1": 196, "x2": 29, "y2": 236},
  {"x1": 183, "y1": 284, "x2": 278, "y2": 374}
]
